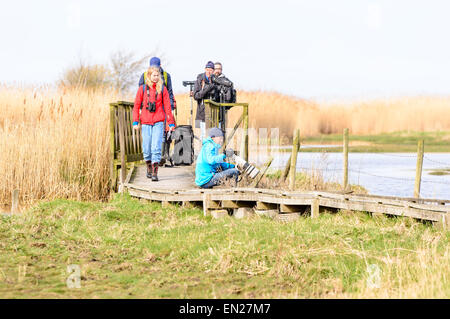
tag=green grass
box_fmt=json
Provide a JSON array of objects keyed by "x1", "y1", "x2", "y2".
[
  {"x1": 0, "y1": 193, "x2": 448, "y2": 298},
  {"x1": 294, "y1": 130, "x2": 450, "y2": 152}
]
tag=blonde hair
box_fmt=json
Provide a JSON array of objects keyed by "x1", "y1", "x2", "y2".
[{"x1": 146, "y1": 66, "x2": 163, "y2": 93}]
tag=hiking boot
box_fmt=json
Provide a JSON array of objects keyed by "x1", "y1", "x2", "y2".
[
  {"x1": 146, "y1": 160, "x2": 152, "y2": 179},
  {"x1": 151, "y1": 162, "x2": 159, "y2": 182}
]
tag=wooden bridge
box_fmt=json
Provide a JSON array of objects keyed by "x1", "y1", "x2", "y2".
[{"x1": 110, "y1": 101, "x2": 450, "y2": 229}]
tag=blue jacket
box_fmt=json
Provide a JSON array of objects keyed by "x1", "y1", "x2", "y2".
[{"x1": 195, "y1": 137, "x2": 235, "y2": 186}]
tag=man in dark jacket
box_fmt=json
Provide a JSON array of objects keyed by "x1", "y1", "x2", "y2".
[
  {"x1": 139, "y1": 57, "x2": 175, "y2": 111},
  {"x1": 193, "y1": 61, "x2": 216, "y2": 141},
  {"x1": 213, "y1": 62, "x2": 234, "y2": 103}
]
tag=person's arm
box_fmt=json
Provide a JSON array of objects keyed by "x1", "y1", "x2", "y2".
[
  {"x1": 162, "y1": 88, "x2": 175, "y2": 126},
  {"x1": 193, "y1": 76, "x2": 214, "y2": 100},
  {"x1": 193, "y1": 76, "x2": 202, "y2": 101},
  {"x1": 166, "y1": 73, "x2": 175, "y2": 110},
  {"x1": 133, "y1": 86, "x2": 143, "y2": 125},
  {"x1": 220, "y1": 162, "x2": 235, "y2": 170},
  {"x1": 203, "y1": 144, "x2": 226, "y2": 165}
]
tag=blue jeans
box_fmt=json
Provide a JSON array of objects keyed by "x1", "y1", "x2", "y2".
[
  {"x1": 200, "y1": 168, "x2": 240, "y2": 188},
  {"x1": 142, "y1": 122, "x2": 164, "y2": 163}
]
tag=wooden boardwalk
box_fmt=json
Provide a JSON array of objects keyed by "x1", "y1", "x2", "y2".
[{"x1": 123, "y1": 163, "x2": 450, "y2": 228}]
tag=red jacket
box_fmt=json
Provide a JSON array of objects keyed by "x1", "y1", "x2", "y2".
[{"x1": 133, "y1": 83, "x2": 175, "y2": 126}]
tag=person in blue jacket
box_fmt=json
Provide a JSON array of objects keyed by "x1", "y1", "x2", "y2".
[{"x1": 195, "y1": 128, "x2": 240, "y2": 188}]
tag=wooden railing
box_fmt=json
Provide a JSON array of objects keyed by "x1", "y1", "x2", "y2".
[
  {"x1": 110, "y1": 101, "x2": 143, "y2": 191},
  {"x1": 204, "y1": 100, "x2": 249, "y2": 161}
]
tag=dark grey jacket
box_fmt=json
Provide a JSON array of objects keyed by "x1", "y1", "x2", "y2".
[{"x1": 193, "y1": 73, "x2": 216, "y2": 122}]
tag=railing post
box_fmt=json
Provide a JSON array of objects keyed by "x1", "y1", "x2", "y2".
[
  {"x1": 289, "y1": 129, "x2": 300, "y2": 190},
  {"x1": 343, "y1": 128, "x2": 349, "y2": 190},
  {"x1": 11, "y1": 189, "x2": 19, "y2": 214},
  {"x1": 109, "y1": 104, "x2": 117, "y2": 191},
  {"x1": 117, "y1": 104, "x2": 127, "y2": 191},
  {"x1": 414, "y1": 139, "x2": 424, "y2": 198},
  {"x1": 243, "y1": 105, "x2": 249, "y2": 162},
  {"x1": 282, "y1": 154, "x2": 292, "y2": 182}
]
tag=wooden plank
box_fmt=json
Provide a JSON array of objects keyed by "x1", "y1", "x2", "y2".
[
  {"x1": 256, "y1": 202, "x2": 278, "y2": 210},
  {"x1": 343, "y1": 128, "x2": 349, "y2": 190},
  {"x1": 318, "y1": 197, "x2": 443, "y2": 222},
  {"x1": 208, "y1": 200, "x2": 221, "y2": 209},
  {"x1": 127, "y1": 153, "x2": 144, "y2": 163},
  {"x1": 251, "y1": 156, "x2": 273, "y2": 188},
  {"x1": 129, "y1": 109, "x2": 136, "y2": 155},
  {"x1": 243, "y1": 105, "x2": 249, "y2": 162},
  {"x1": 114, "y1": 109, "x2": 119, "y2": 156},
  {"x1": 223, "y1": 112, "x2": 244, "y2": 150},
  {"x1": 414, "y1": 139, "x2": 424, "y2": 198},
  {"x1": 221, "y1": 200, "x2": 255, "y2": 209},
  {"x1": 109, "y1": 104, "x2": 117, "y2": 190},
  {"x1": 311, "y1": 198, "x2": 319, "y2": 219},
  {"x1": 289, "y1": 129, "x2": 300, "y2": 190},
  {"x1": 124, "y1": 163, "x2": 135, "y2": 185},
  {"x1": 280, "y1": 204, "x2": 305, "y2": 213},
  {"x1": 125, "y1": 108, "x2": 132, "y2": 155},
  {"x1": 282, "y1": 153, "x2": 291, "y2": 182},
  {"x1": 203, "y1": 194, "x2": 211, "y2": 217},
  {"x1": 314, "y1": 192, "x2": 450, "y2": 213},
  {"x1": 346, "y1": 192, "x2": 450, "y2": 205},
  {"x1": 117, "y1": 105, "x2": 127, "y2": 187},
  {"x1": 436, "y1": 214, "x2": 450, "y2": 230}
]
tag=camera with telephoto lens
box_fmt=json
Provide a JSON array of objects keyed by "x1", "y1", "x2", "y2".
[{"x1": 225, "y1": 149, "x2": 260, "y2": 179}]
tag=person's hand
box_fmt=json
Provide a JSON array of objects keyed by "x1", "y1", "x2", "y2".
[
  {"x1": 189, "y1": 91, "x2": 194, "y2": 97},
  {"x1": 225, "y1": 148, "x2": 235, "y2": 158},
  {"x1": 132, "y1": 121, "x2": 140, "y2": 130},
  {"x1": 203, "y1": 83, "x2": 214, "y2": 93},
  {"x1": 169, "y1": 124, "x2": 175, "y2": 131}
]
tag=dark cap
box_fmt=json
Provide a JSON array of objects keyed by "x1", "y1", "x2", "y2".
[{"x1": 205, "y1": 61, "x2": 214, "y2": 69}]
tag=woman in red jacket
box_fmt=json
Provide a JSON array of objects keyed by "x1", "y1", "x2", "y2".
[{"x1": 133, "y1": 66, "x2": 175, "y2": 181}]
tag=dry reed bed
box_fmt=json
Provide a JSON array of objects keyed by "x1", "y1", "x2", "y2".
[
  {"x1": 1, "y1": 86, "x2": 450, "y2": 206},
  {"x1": 0, "y1": 86, "x2": 121, "y2": 207}
]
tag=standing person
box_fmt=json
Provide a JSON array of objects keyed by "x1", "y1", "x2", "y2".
[
  {"x1": 193, "y1": 61, "x2": 216, "y2": 142},
  {"x1": 133, "y1": 66, "x2": 175, "y2": 182},
  {"x1": 139, "y1": 57, "x2": 176, "y2": 166},
  {"x1": 139, "y1": 57, "x2": 175, "y2": 111},
  {"x1": 212, "y1": 61, "x2": 235, "y2": 129},
  {"x1": 195, "y1": 127, "x2": 240, "y2": 188},
  {"x1": 212, "y1": 62, "x2": 235, "y2": 103}
]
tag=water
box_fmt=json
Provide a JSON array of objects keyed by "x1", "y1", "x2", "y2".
[{"x1": 250, "y1": 150, "x2": 450, "y2": 200}]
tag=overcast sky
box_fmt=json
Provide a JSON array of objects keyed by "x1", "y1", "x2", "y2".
[{"x1": 1, "y1": 0, "x2": 450, "y2": 99}]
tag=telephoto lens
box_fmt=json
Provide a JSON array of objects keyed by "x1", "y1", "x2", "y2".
[{"x1": 232, "y1": 154, "x2": 260, "y2": 179}]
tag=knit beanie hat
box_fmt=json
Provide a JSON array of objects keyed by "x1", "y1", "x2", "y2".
[
  {"x1": 208, "y1": 127, "x2": 224, "y2": 138},
  {"x1": 205, "y1": 61, "x2": 214, "y2": 69},
  {"x1": 149, "y1": 57, "x2": 161, "y2": 67}
]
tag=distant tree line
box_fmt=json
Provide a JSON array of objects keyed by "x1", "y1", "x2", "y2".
[{"x1": 59, "y1": 49, "x2": 166, "y2": 93}]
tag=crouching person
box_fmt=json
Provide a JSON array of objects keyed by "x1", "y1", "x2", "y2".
[
  {"x1": 195, "y1": 128, "x2": 240, "y2": 188},
  {"x1": 133, "y1": 66, "x2": 175, "y2": 182}
]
